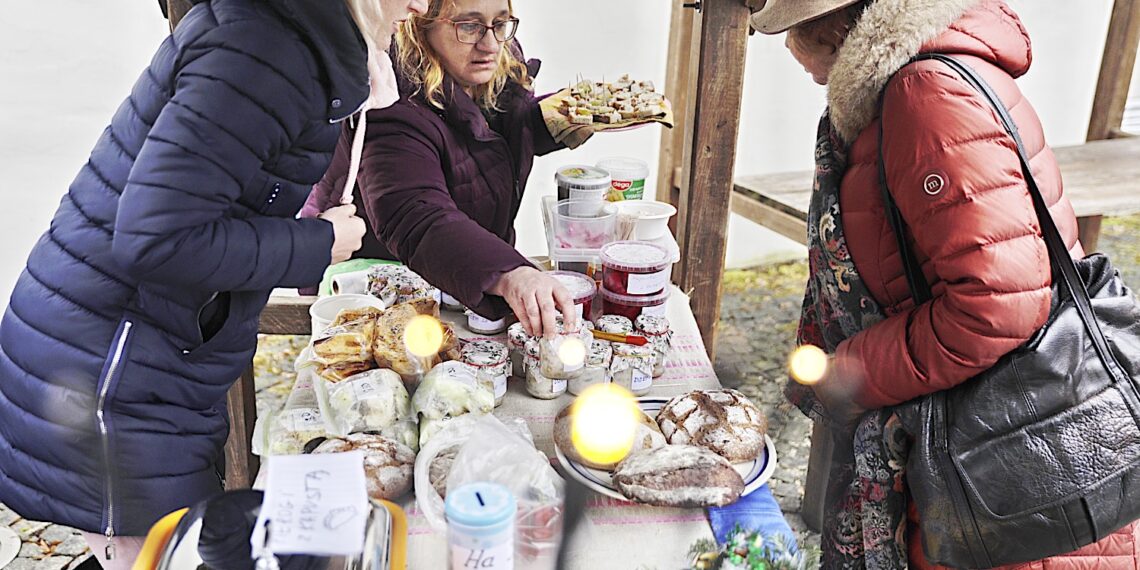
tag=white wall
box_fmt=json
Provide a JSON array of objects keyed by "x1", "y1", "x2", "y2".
[{"x1": 0, "y1": 0, "x2": 1127, "y2": 299}]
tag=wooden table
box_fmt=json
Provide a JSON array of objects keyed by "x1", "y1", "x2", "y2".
[{"x1": 732, "y1": 137, "x2": 1140, "y2": 252}]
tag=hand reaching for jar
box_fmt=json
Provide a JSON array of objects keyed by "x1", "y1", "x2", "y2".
[{"x1": 490, "y1": 266, "x2": 578, "y2": 338}]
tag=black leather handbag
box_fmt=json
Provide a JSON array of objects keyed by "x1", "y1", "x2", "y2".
[{"x1": 878, "y1": 54, "x2": 1140, "y2": 569}]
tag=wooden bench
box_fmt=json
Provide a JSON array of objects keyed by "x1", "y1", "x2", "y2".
[
  {"x1": 734, "y1": 135, "x2": 1140, "y2": 531},
  {"x1": 732, "y1": 136, "x2": 1140, "y2": 252}
]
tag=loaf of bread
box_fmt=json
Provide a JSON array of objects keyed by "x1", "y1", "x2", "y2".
[
  {"x1": 656, "y1": 389, "x2": 768, "y2": 462},
  {"x1": 311, "y1": 434, "x2": 415, "y2": 500},
  {"x1": 612, "y1": 444, "x2": 744, "y2": 507},
  {"x1": 372, "y1": 299, "x2": 460, "y2": 380},
  {"x1": 553, "y1": 404, "x2": 665, "y2": 471}
]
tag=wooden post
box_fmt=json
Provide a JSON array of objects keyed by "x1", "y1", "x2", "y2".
[
  {"x1": 224, "y1": 367, "x2": 259, "y2": 490},
  {"x1": 1083, "y1": 0, "x2": 1140, "y2": 252},
  {"x1": 657, "y1": 1, "x2": 697, "y2": 240},
  {"x1": 674, "y1": 0, "x2": 751, "y2": 357},
  {"x1": 1087, "y1": 0, "x2": 1140, "y2": 142}
]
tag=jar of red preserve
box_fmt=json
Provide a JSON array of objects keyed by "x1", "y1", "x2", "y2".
[
  {"x1": 548, "y1": 271, "x2": 597, "y2": 320},
  {"x1": 599, "y1": 286, "x2": 669, "y2": 322},
  {"x1": 600, "y1": 241, "x2": 671, "y2": 297}
]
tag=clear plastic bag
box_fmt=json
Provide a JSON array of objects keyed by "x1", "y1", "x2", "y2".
[
  {"x1": 253, "y1": 368, "x2": 330, "y2": 456},
  {"x1": 312, "y1": 368, "x2": 419, "y2": 451},
  {"x1": 414, "y1": 414, "x2": 564, "y2": 560}
]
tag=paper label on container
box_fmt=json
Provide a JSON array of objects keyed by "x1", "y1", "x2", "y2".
[
  {"x1": 252, "y1": 452, "x2": 368, "y2": 557},
  {"x1": 350, "y1": 378, "x2": 382, "y2": 400},
  {"x1": 451, "y1": 543, "x2": 514, "y2": 570},
  {"x1": 552, "y1": 378, "x2": 568, "y2": 394},
  {"x1": 626, "y1": 269, "x2": 670, "y2": 295},
  {"x1": 630, "y1": 370, "x2": 652, "y2": 392},
  {"x1": 284, "y1": 408, "x2": 323, "y2": 431},
  {"x1": 493, "y1": 373, "x2": 507, "y2": 398},
  {"x1": 469, "y1": 312, "x2": 507, "y2": 330},
  {"x1": 642, "y1": 303, "x2": 667, "y2": 318}
]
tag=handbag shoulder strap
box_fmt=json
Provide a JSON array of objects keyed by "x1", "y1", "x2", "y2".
[{"x1": 877, "y1": 53, "x2": 1127, "y2": 383}]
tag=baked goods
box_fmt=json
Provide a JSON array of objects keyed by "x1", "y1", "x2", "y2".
[
  {"x1": 372, "y1": 299, "x2": 460, "y2": 380},
  {"x1": 655, "y1": 389, "x2": 768, "y2": 462},
  {"x1": 312, "y1": 434, "x2": 416, "y2": 500},
  {"x1": 428, "y1": 445, "x2": 459, "y2": 498},
  {"x1": 554, "y1": 404, "x2": 665, "y2": 471},
  {"x1": 611, "y1": 444, "x2": 744, "y2": 507},
  {"x1": 557, "y1": 75, "x2": 668, "y2": 126},
  {"x1": 323, "y1": 369, "x2": 417, "y2": 449},
  {"x1": 412, "y1": 362, "x2": 495, "y2": 447}
]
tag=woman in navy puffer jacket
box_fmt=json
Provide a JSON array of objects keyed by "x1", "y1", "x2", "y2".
[{"x1": 0, "y1": 0, "x2": 423, "y2": 566}]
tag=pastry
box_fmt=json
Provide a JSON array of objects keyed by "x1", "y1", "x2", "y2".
[
  {"x1": 553, "y1": 404, "x2": 665, "y2": 470},
  {"x1": 655, "y1": 389, "x2": 768, "y2": 462},
  {"x1": 311, "y1": 433, "x2": 415, "y2": 500},
  {"x1": 612, "y1": 444, "x2": 744, "y2": 507},
  {"x1": 372, "y1": 299, "x2": 446, "y2": 379}
]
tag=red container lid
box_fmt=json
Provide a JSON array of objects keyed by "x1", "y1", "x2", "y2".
[
  {"x1": 549, "y1": 270, "x2": 598, "y2": 304},
  {"x1": 600, "y1": 285, "x2": 670, "y2": 307},
  {"x1": 600, "y1": 241, "x2": 670, "y2": 274}
]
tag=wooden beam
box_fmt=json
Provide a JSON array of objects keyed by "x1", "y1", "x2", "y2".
[
  {"x1": 676, "y1": 0, "x2": 751, "y2": 358},
  {"x1": 166, "y1": 0, "x2": 195, "y2": 32},
  {"x1": 224, "y1": 366, "x2": 259, "y2": 490},
  {"x1": 1088, "y1": 0, "x2": 1140, "y2": 141},
  {"x1": 259, "y1": 295, "x2": 317, "y2": 335},
  {"x1": 657, "y1": 3, "x2": 696, "y2": 209},
  {"x1": 730, "y1": 191, "x2": 808, "y2": 245}
]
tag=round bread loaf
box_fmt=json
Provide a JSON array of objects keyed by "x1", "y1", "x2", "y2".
[
  {"x1": 429, "y1": 445, "x2": 459, "y2": 498},
  {"x1": 655, "y1": 389, "x2": 767, "y2": 462},
  {"x1": 553, "y1": 404, "x2": 666, "y2": 471},
  {"x1": 612, "y1": 444, "x2": 744, "y2": 507},
  {"x1": 312, "y1": 433, "x2": 415, "y2": 500}
]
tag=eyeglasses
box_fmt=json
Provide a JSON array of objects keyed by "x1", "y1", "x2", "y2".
[{"x1": 438, "y1": 17, "x2": 520, "y2": 45}]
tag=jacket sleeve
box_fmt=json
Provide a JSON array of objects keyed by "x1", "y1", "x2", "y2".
[
  {"x1": 301, "y1": 126, "x2": 353, "y2": 220},
  {"x1": 837, "y1": 66, "x2": 1052, "y2": 409},
  {"x1": 356, "y1": 115, "x2": 531, "y2": 318},
  {"x1": 113, "y1": 19, "x2": 334, "y2": 291}
]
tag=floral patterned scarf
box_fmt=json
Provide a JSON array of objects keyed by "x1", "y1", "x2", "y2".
[{"x1": 786, "y1": 114, "x2": 911, "y2": 569}]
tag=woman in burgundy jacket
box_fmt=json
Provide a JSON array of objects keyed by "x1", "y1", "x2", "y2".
[
  {"x1": 752, "y1": 0, "x2": 1140, "y2": 567},
  {"x1": 302, "y1": 0, "x2": 579, "y2": 337}
]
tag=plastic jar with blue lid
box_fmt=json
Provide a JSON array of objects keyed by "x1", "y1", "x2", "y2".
[{"x1": 445, "y1": 482, "x2": 517, "y2": 570}]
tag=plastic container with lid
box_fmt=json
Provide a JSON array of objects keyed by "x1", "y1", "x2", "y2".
[
  {"x1": 440, "y1": 291, "x2": 466, "y2": 312},
  {"x1": 506, "y1": 323, "x2": 532, "y2": 378},
  {"x1": 596, "y1": 157, "x2": 649, "y2": 201},
  {"x1": 600, "y1": 241, "x2": 671, "y2": 297},
  {"x1": 600, "y1": 286, "x2": 669, "y2": 322},
  {"x1": 460, "y1": 340, "x2": 510, "y2": 406},
  {"x1": 610, "y1": 343, "x2": 656, "y2": 396},
  {"x1": 555, "y1": 165, "x2": 611, "y2": 203},
  {"x1": 548, "y1": 270, "x2": 597, "y2": 320},
  {"x1": 569, "y1": 340, "x2": 613, "y2": 395},
  {"x1": 554, "y1": 200, "x2": 615, "y2": 249},
  {"x1": 446, "y1": 482, "x2": 516, "y2": 570},
  {"x1": 635, "y1": 315, "x2": 673, "y2": 378}
]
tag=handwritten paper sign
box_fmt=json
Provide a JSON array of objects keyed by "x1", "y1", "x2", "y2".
[{"x1": 252, "y1": 451, "x2": 369, "y2": 558}]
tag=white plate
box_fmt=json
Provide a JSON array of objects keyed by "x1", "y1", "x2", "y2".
[{"x1": 554, "y1": 397, "x2": 778, "y2": 502}]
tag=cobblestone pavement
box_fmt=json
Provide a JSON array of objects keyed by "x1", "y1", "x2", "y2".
[{"x1": 3, "y1": 215, "x2": 1137, "y2": 568}]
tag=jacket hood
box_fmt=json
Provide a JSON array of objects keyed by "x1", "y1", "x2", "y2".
[
  {"x1": 266, "y1": 0, "x2": 370, "y2": 122},
  {"x1": 828, "y1": 0, "x2": 1032, "y2": 142}
]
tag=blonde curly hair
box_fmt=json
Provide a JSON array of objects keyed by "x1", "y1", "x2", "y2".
[{"x1": 396, "y1": 0, "x2": 532, "y2": 111}]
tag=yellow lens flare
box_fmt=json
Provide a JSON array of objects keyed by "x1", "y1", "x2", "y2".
[
  {"x1": 558, "y1": 336, "x2": 587, "y2": 368},
  {"x1": 570, "y1": 384, "x2": 639, "y2": 466},
  {"x1": 789, "y1": 345, "x2": 829, "y2": 385},
  {"x1": 404, "y1": 315, "x2": 444, "y2": 358}
]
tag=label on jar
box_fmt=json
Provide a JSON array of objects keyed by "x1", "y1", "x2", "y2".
[
  {"x1": 630, "y1": 370, "x2": 652, "y2": 392},
  {"x1": 575, "y1": 303, "x2": 585, "y2": 320},
  {"x1": 642, "y1": 303, "x2": 667, "y2": 317},
  {"x1": 284, "y1": 408, "x2": 323, "y2": 430},
  {"x1": 468, "y1": 312, "x2": 508, "y2": 332},
  {"x1": 493, "y1": 373, "x2": 507, "y2": 399},
  {"x1": 451, "y1": 543, "x2": 514, "y2": 570},
  {"x1": 626, "y1": 269, "x2": 670, "y2": 295},
  {"x1": 552, "y1": 378, "x2": 568, "y2": 395}
]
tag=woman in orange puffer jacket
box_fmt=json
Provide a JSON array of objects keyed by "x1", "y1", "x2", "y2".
[{"x1": 751, "y1": 0, "x2": 1140, "y2": 568}]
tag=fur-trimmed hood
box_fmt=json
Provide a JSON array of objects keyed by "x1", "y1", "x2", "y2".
[{"x1": 828, "y1": 0, "x2": 1033, "y2": 142}]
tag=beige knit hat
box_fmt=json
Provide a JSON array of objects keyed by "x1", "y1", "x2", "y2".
[{"x1": 749, "y1": 0, "x2": 866, "y2": 34}]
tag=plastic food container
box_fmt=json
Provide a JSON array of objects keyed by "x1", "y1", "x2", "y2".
[
  {"x1": 569, "y1": 340, "x2": 613, "y2": 395},
  {"x1": 548, "y1": 271, "x2": 597, "y2": 320},
  {"x1": 554, "y1": 200, "x2": 615, "y2": 249},
  {"x1": 440, "y1": 291, "x2": 465, "y2": 312},
  {"x1": 596, "y1": 157, "x2": 649, "y2": 201},
  {"x1": 610, "y1": 343, "x2": 656, "y2": 396},
  {"x1": 601, "y1": 241, "x2": 671, "y2": 297},
  {"x1": 600, "y1": 287, "x2": 669, "y2": 322},
  {"x1": 604, "y1": 200, "x2": 678, "y2": 240},
  {"x1": 507, "y1": 323, "x2": 532, "y2": 379},
  {"x1": 466, "y1": 310, "x2": 510, "y2": 335},
  {"x1": 635, "y1": 315, "x2": 673, "y2": 378},
  {"x1": 556, "y1": 165, "x2": 612, "y2": 202},
  {"x1": 460, "y1": 340, "x2": 510, "y2": 407},
  {"x1": 446, "y1": 482, "x2": 516, "y2": 570}
]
